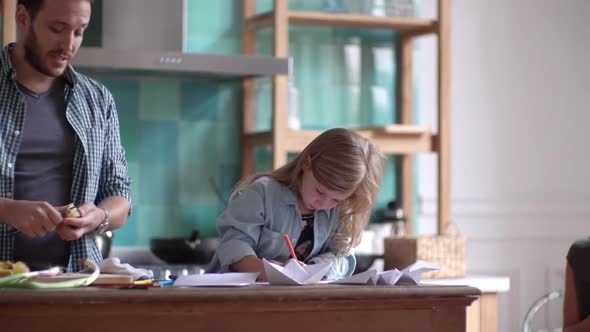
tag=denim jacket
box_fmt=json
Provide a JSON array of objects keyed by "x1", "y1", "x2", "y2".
[{"x1": 206, "y1": 177, "x2": 355, "y2": 280}]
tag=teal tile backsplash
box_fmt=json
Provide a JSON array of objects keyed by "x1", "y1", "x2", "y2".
[
  {"x1": 74, "y1": 0, "x2": 411, "y2": 246},
  {"x1": 138, "y1": 81, "x2": 181, "y2": 121},
  {"x1": 185, "y1": 1, "x2": 242, "y2": 54}
]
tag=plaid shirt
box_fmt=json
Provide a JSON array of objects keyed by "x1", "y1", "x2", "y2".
[{"x1": 0, "y1": 44, "x2": 131, "y2": 272}]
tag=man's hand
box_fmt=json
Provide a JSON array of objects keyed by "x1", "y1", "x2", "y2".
[
  {"x1": 56, "y1": 202, "x2": 104, "y2": 241},
  {"x1": 0, "y1": 200, "x2": 63, "y2": 237}
]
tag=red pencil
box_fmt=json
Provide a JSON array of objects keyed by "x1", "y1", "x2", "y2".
[{"x1": 283, "y1": 234, "x2": 298, "y2": 260}]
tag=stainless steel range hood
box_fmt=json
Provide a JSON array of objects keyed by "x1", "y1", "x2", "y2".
[{"x1": 72, "y1": 0, "x2": 287, "y2": 80}]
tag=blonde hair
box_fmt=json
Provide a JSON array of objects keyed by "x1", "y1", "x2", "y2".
[{"x1": 232, "y1": 128, "x2": 384, "y2": 255}]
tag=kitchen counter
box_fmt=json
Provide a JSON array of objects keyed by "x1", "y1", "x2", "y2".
[
  {"x1": 422, "y1": 275, "x2": 510, "y2": 293},
  {"x1": 0, "y1": 284, "x2": 479, "y2": 332},
  {"x1": 422, "y1": 276, "x2": 511, "y2": 332}
]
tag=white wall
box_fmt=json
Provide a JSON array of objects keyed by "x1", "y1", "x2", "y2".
[{"x1": 416, "y1": 1, "x2": 590, "y2": 331}]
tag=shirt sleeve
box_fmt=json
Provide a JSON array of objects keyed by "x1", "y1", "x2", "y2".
[
  {"x1": 97, "y1": 91, "x2": 132, "y2": 204},
  {"x1": 309, "y1": 221, "x2": 356, "y2": 280},
  {"x1": 215, "y1": 182, "x2": 267, "y2": 270},
  {"x1": 308, "y1": 252, "x2": 355, "y2": 280}
]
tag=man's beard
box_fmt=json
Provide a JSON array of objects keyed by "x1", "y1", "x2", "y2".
[{"x1": 24, "y1": 26, "x2": 68, "y2": 78}]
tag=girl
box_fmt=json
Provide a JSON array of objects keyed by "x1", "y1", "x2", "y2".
[{"x1": 206, "y1": 128, "x2": 384, "y2": 281}]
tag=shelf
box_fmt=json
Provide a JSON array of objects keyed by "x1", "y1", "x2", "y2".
[
  {"x1": 242, "y1": 0, "x2": 452, "y2": 236},
  {"x1": 247, "y1": 10, "x2": 437, "y2": 36},
  {"x1": 72, "y1": 47, "x2": 289, "y2": 82},
  {"x1": 243, "y1": 126, "x2": 434, "y2": 154}
]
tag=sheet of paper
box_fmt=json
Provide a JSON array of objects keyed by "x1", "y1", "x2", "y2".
[
  {"x1": 173, "y1": 272, "x2": 259, "y2": 287},
  {"x1": 330, "y1": 269, "x2": 401, "y2": 285},
  {"x1": 377, "y1": 269, "x2": 403, "y2": 285},
  {"x1": 393, "y1": 271, "x2": 418, "y2": 285},
  {"x1": 263, "y1": 259, "x2": 332, "y2": 285},
  {"x1": 330, "y1": 260, "x2": 440, "y2": 286},
  {"x1": 402, "y1": 260, "x2": 440, "y2": 284},
  {"x1": 330, "y1": 269, "x2": 378, "y2": 285}
]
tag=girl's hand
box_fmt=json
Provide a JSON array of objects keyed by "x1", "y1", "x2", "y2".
[
  {"x1": 230, "y1": 256, "x2": 268, "y2": 281},
  {"x1": 296, "y1": 260, "x2": 307, "y2": 267},
  {"x1": 285, "y1": 258, "x2": 307, "y2": 267},
  {"x1": 256, "y1": 272, "x2": 268, "y2": 282},
  {"x1": 269, "y1": 259, "x2": 306, "y2": 267},
  {"x1": 269, "y1": 260, "x2": 285, "y2": 266}
]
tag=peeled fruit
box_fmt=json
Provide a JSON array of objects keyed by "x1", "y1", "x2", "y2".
[
  {"x1": 64, "y1": 204, "x2": 81, "y2": 218},
  {"x1": 12, "y1": 262, "x2": 29, "y2": 274},
  {"x1": 0, "y1": 261, "x2": 30, "y2": 277}
]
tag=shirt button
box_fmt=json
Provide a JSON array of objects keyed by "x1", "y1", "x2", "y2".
[
  {"x1": 6, "y1": 192, "x2": 12, "y2": 198},
  {"x1": 7, "y1": 163, "x2": 13, "y2": 168},
  {"x1": 14, "y1": 130, "x2": 20, "y2": 136}
]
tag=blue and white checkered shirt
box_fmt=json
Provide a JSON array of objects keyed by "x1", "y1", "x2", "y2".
[{"x1": 0, "y1": 44, "x2": 132, "y2": 272}]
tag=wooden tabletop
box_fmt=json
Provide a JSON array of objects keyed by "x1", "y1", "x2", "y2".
[
  {"x1": 0, "y1": 284, "x2": 480, "y2": 304},
  {"x1": 0, "y1": 284, "x2": 480, "y2": 332}
]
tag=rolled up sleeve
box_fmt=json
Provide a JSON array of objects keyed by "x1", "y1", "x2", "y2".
[
  {"x1": 215, "y1": 183, "x2": 267, "y2": 270},
  {"x1": 309, "y1": 252, "x2": 355, "y2": 280},
  {"x1": 310, "y1": 223, "x2": 356, "y2": 280},
  {"x1": 98, "y1": 94, "x2": 132, "y2": 203}
]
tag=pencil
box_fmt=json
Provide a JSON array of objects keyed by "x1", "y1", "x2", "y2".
[{"x1": 283, "y1": 234, "x2": 298, "y2": 260}]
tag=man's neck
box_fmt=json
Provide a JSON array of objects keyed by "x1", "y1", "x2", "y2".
[{"x1": 10, "y1": 44, "x2": 59, "y2": 94}]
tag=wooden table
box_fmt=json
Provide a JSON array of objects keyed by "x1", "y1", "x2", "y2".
[{"x1": 0, "y1": 284, "x2": 479, "y2": 332}]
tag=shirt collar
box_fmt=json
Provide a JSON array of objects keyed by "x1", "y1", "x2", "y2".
[
  {"x1": 1, "y1": 43, "x2": 17, "y2": 79},
  {"x1": 63, "y1": 63, "x2": 78, "y2": 86},
  {"x1": 278, "y1": 182, "x2": 299, "y2": 206}
]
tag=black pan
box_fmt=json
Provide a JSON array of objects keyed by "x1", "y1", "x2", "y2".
[{"x1": 150, "y1": 230, "x2": 219, "y2": 265}]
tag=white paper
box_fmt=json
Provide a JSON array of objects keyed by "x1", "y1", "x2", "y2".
[
  {"x1": 377, "y1": 269, "x2": 404, "y2": 285},
  {"x1": 263, "y1": 258, "x2": 332, "y2": 285},
  {"x1": 331, "y1": 260, "x2": 440, "y2": 286},
  {"x1": 330, "y1": 269, "x2": 378, "y2": 285},
  {"x1": 401, "y1": 260, "x2": 440, "y2": 284},
  {"x1": 173, "y1": 272, "x2": 259, "y2": 287}
]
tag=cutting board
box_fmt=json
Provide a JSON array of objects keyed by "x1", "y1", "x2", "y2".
[{"x1": 31, "y1": 273, "x2": 134, "y2": 284}]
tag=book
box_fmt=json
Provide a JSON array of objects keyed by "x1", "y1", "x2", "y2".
[{"x1": 31, "y1": 273, "x2": 134, "y2": 285}]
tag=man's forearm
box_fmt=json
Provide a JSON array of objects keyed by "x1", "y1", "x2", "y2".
[
  {"x1": 97, "y1": 196, "x2": 131, "y2": 230},
  {"x1": 0, "y1": 197, "x2": 12, "y2": 224}
]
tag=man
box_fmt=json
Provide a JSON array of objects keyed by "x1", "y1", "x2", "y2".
[{"x1": 0, "y1": 0, "x2": 131, "y2": 272}]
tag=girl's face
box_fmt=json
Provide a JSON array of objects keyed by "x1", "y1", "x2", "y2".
[{"x1": 299, "y1": 166, "x2": 351, "y2": 213}]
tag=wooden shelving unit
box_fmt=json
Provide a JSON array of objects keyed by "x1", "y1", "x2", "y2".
[
  {"x1": 247, "y1": 10, "x2": 437, "y2": 35},
  {"x1": 241, "y1": 0, "x2": 452, "y2": 235},
  {"x1": 243, "y1": 125, "x2": 433, "y2": 155}
]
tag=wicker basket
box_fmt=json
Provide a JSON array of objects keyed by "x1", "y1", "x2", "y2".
[{"x1": 383, "y1": 232, "x2": 466, "y2": 279}]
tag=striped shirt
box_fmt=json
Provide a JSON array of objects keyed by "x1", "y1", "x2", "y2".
[{"x1": 0, "y1": 44, "x2": 132, "y2": 272}]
